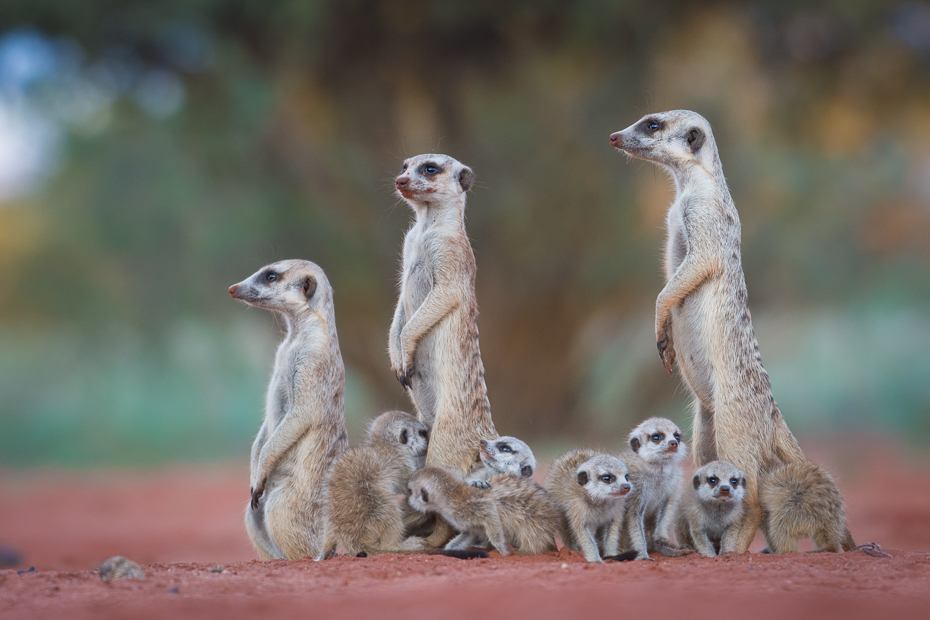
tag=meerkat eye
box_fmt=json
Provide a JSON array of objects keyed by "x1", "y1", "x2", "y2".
[
  {"x1": 730, "y1": 478, "x2": 739, "y2": 486},
  {"x1": 418, "y1": 429, "x2": 428, "y2": 439},
  {"x1": 424, "y1": 164, "x2": 438, "y2": 175},
  {"x1": 708, "y1": 477, "x2": 718, "y2": 486},
  {"x1": 402, "y1": 163, "x2": 408, "y2": 172},
  {"x1": 625, "y1": 474, "x2": 630, "y2": 481},
  {"x1": 600, "y1": 474, "x2": 616, "y2": 484},
  {"x1": 263, "y1": 271, "x2": 278, "y2": 282},
  {"x1": 674, "y1": 433, "x2": 681, "y2": 441},
  {"x1": 651, "y1": 434, "x2": 661, "y2": 442},
  {"x1": 499, "y1": 444, "x2": 512, "y2": 453},
  {"x1": 649, "y1": 122, "x2": 659, "y2": 131}
]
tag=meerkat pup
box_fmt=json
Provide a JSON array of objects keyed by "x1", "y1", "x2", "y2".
[
  {"x1": 610, "y1": 111, "x2": 808, "y2": 553},
  {"x1": 675, "y1": 461, "x2": 746, "y2": 557},
  {"x1": 466, "y1": 436, "x2": 537, "y2": 489},
  {"x1": 316, "y1": 410, "x2": 429, "y2": 560},
  {"x1": 546, "y1": 449, "x2": 632, "y2": 562},
  {"x1": 229, "y1": 259, "x2": 348, "y2": 561},
  {"x1": 390, "y1": 154, "x2": 498, "y2": 546},
  {"x1": 609, "y1": 417, "x2": 688, "y2": 560},
  {"x1": 408, "y1": 466, "x2": 560, "y2": 556},
  {"x1": 759, "y1": 460, "x2": 855, "y2": 554}
]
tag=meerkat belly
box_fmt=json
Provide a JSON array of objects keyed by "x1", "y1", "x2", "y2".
[{"x1": 671, "y1": 282, "x2": 720, "y2": 406}]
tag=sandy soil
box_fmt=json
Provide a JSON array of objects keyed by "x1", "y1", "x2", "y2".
[{"x1": 1, "y1": 437, "x2": 929, "y2": 619}]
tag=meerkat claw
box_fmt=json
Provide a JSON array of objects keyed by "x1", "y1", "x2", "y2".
[{"x1": 250, "y1": 485, "x2": 264, "y2": 510}]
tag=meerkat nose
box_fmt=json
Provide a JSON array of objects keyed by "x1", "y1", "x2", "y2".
[
  {"x1": 479, "y1": 439, "x2": 488, "y2": 447},
  {"x1": 609, "y1": 132, "x2": 622, "y2": 147},
  {"x1": 395, "y1": 177, "x2": 409, "y2": 189},
  {"x1": 668, "y1": 440, "x2": 678, "y2": 448},
  {"x1": 621, "y1": 482, "x2": 631, "y2": 492},
  {"x1": 228, "y1": 285, "x2": 238, "y2": 297},
  {"x1": 719, "y1": 486, "x2": 731, "y2": 496}
]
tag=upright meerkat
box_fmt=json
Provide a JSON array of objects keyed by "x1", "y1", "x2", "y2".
[
  {"x1": 611, "y1": 418, "x2": 688, "y2": 560},
  {"x1": 466, "y1": 436, "x2": 537, "y2": 489},
  {"x1": 229, "y1": 259, "x2": 348, "y2": 560},
  {"x1": 391, "y1": 153, "x2": 499, "y2": 546},
  {"x1": 546, "y1": 449, "x2": 632, "y2": 562},
  {"x1": 675, "y1": 461, "x2": 746, "y2": 557},
  {"x1": 610, "y1": 111, "x2": 807, "y2": 553},
  {"x1": 759, "y1": 460, "x2": 855, "y2": 553},
  {"x1": 408, "y1": 466, "x2": 560, "y2": 556},
  {"x1": 316, "y1": 410, "x2": 429, "y2": 560}
]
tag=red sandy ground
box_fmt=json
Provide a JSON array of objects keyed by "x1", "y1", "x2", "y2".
[{"x1": 2, "y1": 437, "x2": 929, "y2": 620}]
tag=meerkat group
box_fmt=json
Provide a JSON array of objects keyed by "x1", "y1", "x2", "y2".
[{"x1": 228, "y1": 113, "x2": 853, "y2": 561}]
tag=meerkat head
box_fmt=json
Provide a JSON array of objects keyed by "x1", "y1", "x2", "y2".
[
  {"x1": 394, "y1": 154, "x2": 475, "y2": 209},
  {"x1": 478, "y1": 436, "x2": 537, "y2": 478},
  {"x1": 407, "y1": 467, "x2": 457, "y2": 514},
  {"x1": 228, "y1": 259, "x2": 331, "y2": 318},
  {"x1": 628, "y1": 417, "x2": 687, "y2": 465},
  {"x1": 367, "y1": 410, "x2": 429, "y2": 458},
  {"x1": 575, "y1": 454, "x2": 632, "y2": 502},
  {"x1": 609, "y1": 110, "x2": 716, "y2": 172},
  {"x1": 692, "y1": 461, "x2": 746, "y2": 505}
]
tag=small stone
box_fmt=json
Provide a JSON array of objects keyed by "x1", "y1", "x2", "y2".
[
  {"x1": 99, "y1": 556, "x2": 145, "y2": 583},
  {"x1": 208, "y1": 565, "x2": 224, "y2": 573},
  {"x1": 561, "y1": 563, "x2": 569, "y2": 569}
]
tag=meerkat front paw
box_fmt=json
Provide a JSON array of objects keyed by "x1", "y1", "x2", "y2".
[
  {"x1": 656, "y1": 318, "x2": 676, "y2": 374},
  {"x1": 250, "y1": 478, "x2": 266, "y2": 509},
  {"x1": 466, "y1": 478, "x2": 491, "y2": 490}
]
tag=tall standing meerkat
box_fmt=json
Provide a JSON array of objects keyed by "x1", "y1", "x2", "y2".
[
  {"x1": 391, "y1": 154, "x2": 499, "y2": 546},
  {"x1": 609, "y1": 111, "x2": 807, "y2": 553},
  {"x1": 408, "y1": 466, "x2": 560, "y2": 556},
  {"x1": 675, "y1": 460, "x2": 746, "y2": 557},
  {"x1": 229, "y1": 259, "x2": 348, "y2": 560},
  {"x1": 546, "y1": 449, "x2": 632, "y2": 562},
  {"x1": 759, "y1": 460, "x2": 855, "y2": 553},
  {"x1": 611, "y1": 417, "x2": 689, "y2": 560},
  {"x1": 316, "y1": 410, "x2": 429, "y2": 560},
  {"x1": 466, "y1": 436, "x2": 538, "y2": 489}
]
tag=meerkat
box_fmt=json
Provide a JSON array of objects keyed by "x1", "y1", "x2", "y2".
[
  {"x1": 229, "y1": 259, "x2": 348, "y2": 560},
  {"x1": 390, "y1": 153, "x2": 498, "y2": 546},
  {"x1": 675, "y1": 461, "x2": 746, "y2": 557},
  {"x1": 610, "y1": 111, "x2": 808, "y2": 553},
  {"x1": 408, "y1": 466, "x2": 560, "y2": 556},
  {"x1": 466, "y1": 436, "x2": 537, "y2": 489},
  {"x1": 759, "y1": 460, "x2": 855, "y2": 554},
  {"x1": 546, "y1": 449, "x2": 632, "y2": 562},
  {"x1": 316, "y1": 410, "x2": 430, "y2": 560},
  {"x1": 609, "y1": 417, "x2": 688, "y2": 560}
]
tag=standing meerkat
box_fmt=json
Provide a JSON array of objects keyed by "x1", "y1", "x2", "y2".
[
  {"x1": 408, "y1": 466, "x2": 560, "y2": 556},
  {"x1": 391, "y1": 153, "x2": 498, "y2": 546},
  {"x1": 675, "y1": 461, "x2": 746, "y2": 557},
  {"x1": 229, "y1": 259, "x2": 348, "y2": 560},
  {"x1": 316, "y1": 410, "x2": 430, "y2": 560},
  {"x1": 609, "y1": 110, "x2": 807, "y2": 553},
  {"x1": 759, "y1": 460, "x2": 855, "y2": 553},
  {"x1": 546, "y1": 449, "x2": 632, "y2": 562},
  {"x1": 611, "y1": 418, "x2": 688, "y2": 560},
  {"x1": 466, "y1": 436, "x2": 538, "y2": 489}
]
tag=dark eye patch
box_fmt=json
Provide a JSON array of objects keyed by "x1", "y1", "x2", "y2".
[
  {"x1": 498, "y1": 443, "x2": 512, "y2": 453},
  {"x1": 639, "y1": 118, "x2": 665, "y2": 135},
  {"x1": 262, "y1": 270, "x2": 278, "y2": 283},
  {"x1": 420, "y1": 162, "x2": 442, "y2": 176}
]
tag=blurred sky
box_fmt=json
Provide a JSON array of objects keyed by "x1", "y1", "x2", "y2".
[{"x1": 0, "y1": 1, "x2": 928, "y2": 466}]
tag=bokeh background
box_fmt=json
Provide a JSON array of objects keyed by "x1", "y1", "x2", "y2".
[{"x1": 1, "y1": 0, "x2": 929, "y2": 470}]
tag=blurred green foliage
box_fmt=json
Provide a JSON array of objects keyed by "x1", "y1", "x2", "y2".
[{"x1": 0, "y1": 1, "x2": 928, "y2": 465}]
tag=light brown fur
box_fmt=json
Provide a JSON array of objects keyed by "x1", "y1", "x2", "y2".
[
  {"x1": 546, "y1": 449, "x2": 632, "y2": 562},
  {"x1": 316, "y1": 411, "x2": 429, "y2": 559},
  {"x1": 759, "y1": 460, "x2": 855, "y2": 553},
  {"x1": 230, "y1": 259, "x2": 348, "y2": 560},
  {"x1": 675, "y1": 460, "x2": 746, "y2": 557},
  {"x1": 390, "y1": 154, "x2": 499, "y2": 546},
  {"x1": 610, "y1": 111, "x2": 807, "y2": 553},
  {"x1": 408, "y1": 466, "x2": 559, "y2": 556}
]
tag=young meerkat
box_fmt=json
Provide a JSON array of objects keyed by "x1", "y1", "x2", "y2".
[
  {"x1": 407, "y1": 466, "x2": 560, "y2": 556},
  {"x1": 610, "y1": 417, "x2": 689, "y2": 561},
  {"x1": 466, "y1": 436, "x2": 537, "y2": 489},
  {"x1": 546, "y1": 449, "x2": 632, "y2": 562},
  {"x1": 759, "y1": 460, "x2": 855, "y2": 554},
  {"x1": 229, "y1": 260, "x2": 348, "y2": 560},
  {"x1": 610, "y1": 111, "x2": 808, "y2": 553},
  {"x1": 675, "y1": 461, "x2": 746, "y2": 557},
  {"x1": 391, "y1": 154, "x2": 498, "y2": 546},
  {"x1": 316, "y1": 410, "x2": 430, "y2": 560}
]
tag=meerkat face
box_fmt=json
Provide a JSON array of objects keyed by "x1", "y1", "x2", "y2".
[
  {"x1": 608, "y1": 110, "x2": 714, "y2": 170},
  {"x1": 628, "y1": 417, "x2": 687, "y2": 465},
  {"x1": 692, "y1": 461, "x2": 746, "y2": 504},
  {"x1": 478, "y1": 436, "x2": 537, "y2": 478},
  {"x1": 368, "y1": 410, "x2": 429, "y2": 458},
  {"x1": 228, "y1": 259, "x2": 329, "y2": 316},
  {"x1": 575, "y1": 454, "x2": 632, "y2": 502},
  {"x1": 394, "y1": 154, "x2": 475, "y2": 208},
  {"x1": 407, "y1": 468, "x2": 451, "y2": 514}
]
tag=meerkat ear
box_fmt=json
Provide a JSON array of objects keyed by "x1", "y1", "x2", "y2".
[
  {"x1": 630, "y1": 437, "x2": 641, "y2": 452},
  {"x1": 687, "y1": 128, "x2": 705, "y2": 152},
  {"x1": 740, "y1": 477, "x2": 747, "y2": 488},
  {"x1": 576, "y1": 471, "x2": 589, "y2": 486},
  {"x1": 458, "y1": 166, "x2": 475, "y2": 192},
  {"x1": 400, "y1": 429, "x2": 408, "y2": 445},
  {"x1": 693, "y1": 475, "x2": 701, "y2": 490},
  {"x1": 521, "y1": 465, "x2": 533, "y2": 477},
  {"x1": 301, "y1": 275, "x2": 317, "y2": 300},
  {"x1": 421, "y1": 489, "x2": 429, "y2": 503}
]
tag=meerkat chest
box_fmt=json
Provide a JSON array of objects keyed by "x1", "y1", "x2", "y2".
[
  {"x1": 402, "y1": 228, "x2": 435, "y2": 310},
  {"x1": 665, "y1": 203, "x2": 688, "y2": 280}
]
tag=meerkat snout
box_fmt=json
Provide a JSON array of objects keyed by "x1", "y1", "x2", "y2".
[
  {"x1": 608, "y1": 132, "x2": 622, "y2": 147},
  {"x1": 228, "y1": 284, "x2": 238, "y2": 297}
]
